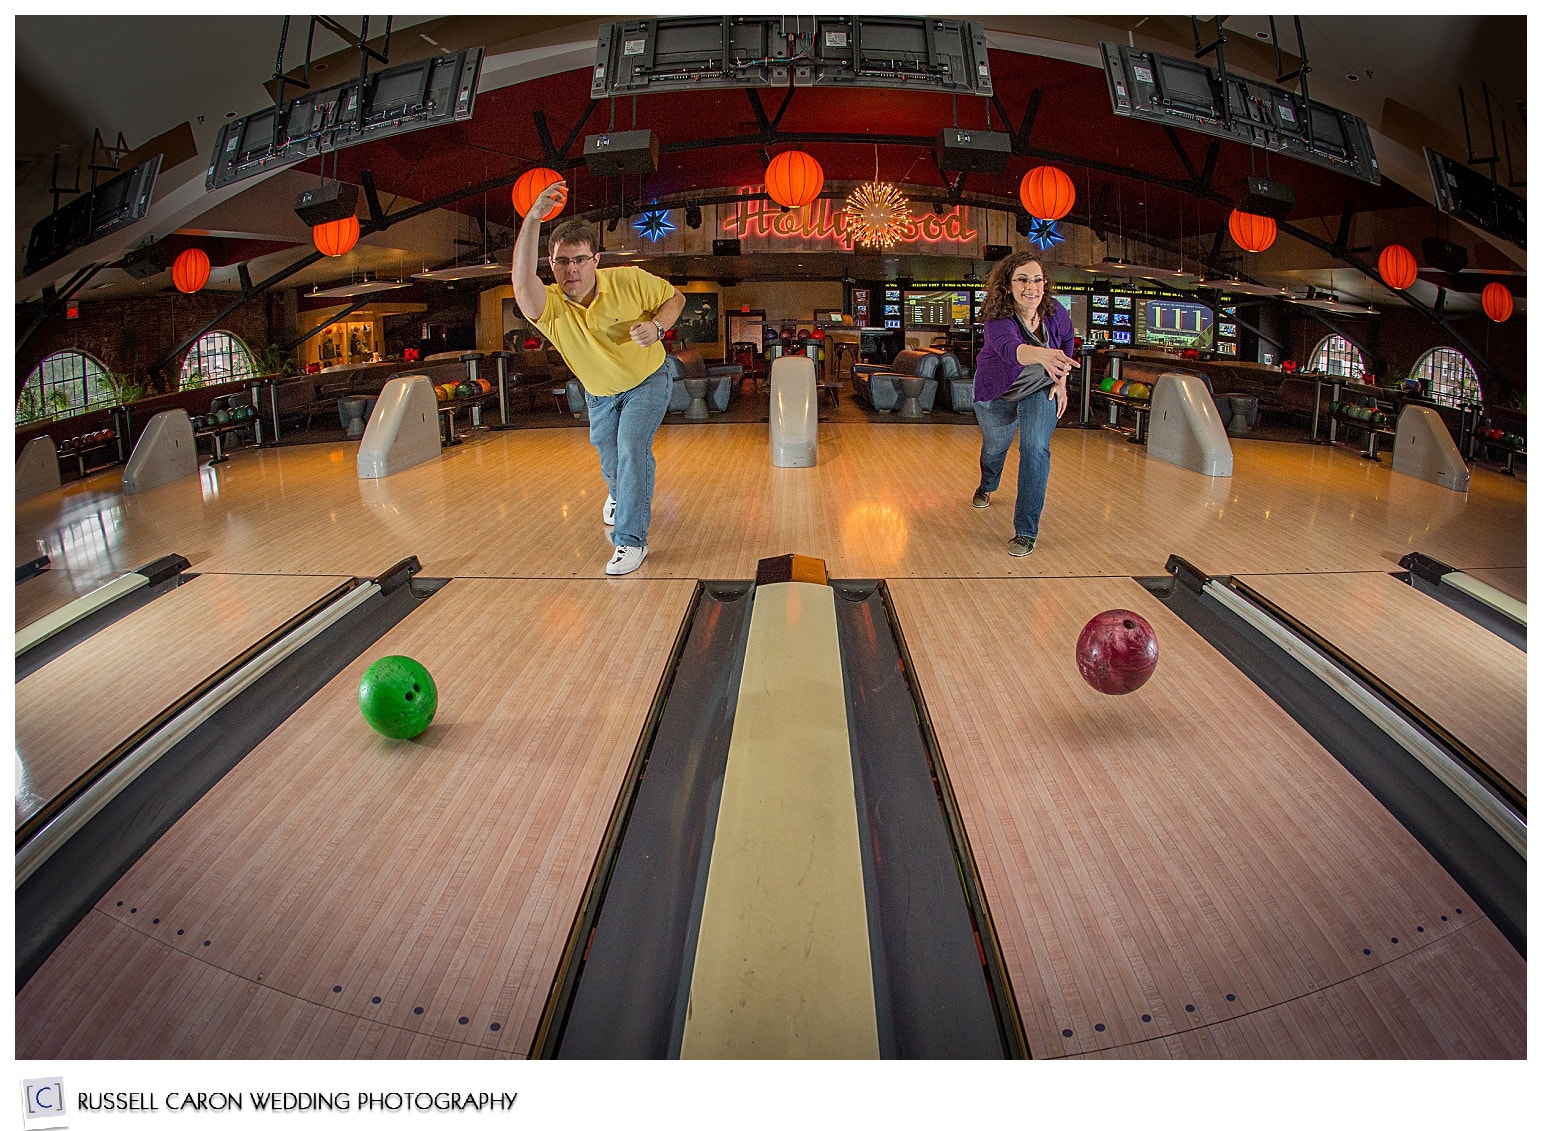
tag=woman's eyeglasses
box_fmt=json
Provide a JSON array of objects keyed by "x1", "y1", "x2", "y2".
[{"x1": 1011, "y1": 275, "x2": 1045, "y2": 286}]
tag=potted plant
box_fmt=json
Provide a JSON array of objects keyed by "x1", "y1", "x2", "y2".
[{"x1": 254, "y1": 343, "x2": 297, "y2": 379}]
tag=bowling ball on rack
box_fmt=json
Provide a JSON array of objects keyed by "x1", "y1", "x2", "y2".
[
  {"x1": 1075, "y1": 609, "x2": 1159, "y2": 695},
  {"x1": 1100, "y1": 376, "x2": 1116, "y2": 393},
  {"x1": 1129, "y1": 382, "x2": 1150, "y2": 400},
  {"x1": 434, "y1": 384, "x2": 449, "y2": 403},
  {"x1": 215, "y1": 409, "x2": 231, "y2": 425},
  {"x1": 358, "y1": 655, "x2": 438, "y2": 740}
]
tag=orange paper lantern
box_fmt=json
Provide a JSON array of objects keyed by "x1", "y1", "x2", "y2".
[
  {"x1": 1228, "y1": 209, "x2": 1277, "y2": 253},
  {"x1": 313, "y1": 215, "x2": 360, "y2": 257},
  {"x1": 1482, "y1": 281, "x2": 1514, "y2": 323},
  {"x1": 1377, "y1": 243, "x2": 1418, "y2": 290},
  {"x1": 171, "y1": 247, "x2": 211, "y2": 294},
  {"x1": 764, "y1": 150, "x2": 824, "y2": 209},
  {"x1": 1019, "y1": 165, "x2": 1075, "y2": 221},
  {"x1": 511, "y1": 167, "x2": 567, "y2": 220}
]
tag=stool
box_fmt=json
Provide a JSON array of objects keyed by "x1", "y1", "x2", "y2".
[
  {"x1": 893, "y1": 375, "x2": 926, "y2": 419},
  {"x1": 1220, "y1": 394, "x2": 1256, "y2": 436},
  {"x1": 339, "y1": 396, "x2": 376, "y2": 439},
  {"x1": 682, "y1": 376, "x2": 711, "y2": 420},
  {"x1": 549, "y1": 386, "x2": 569, "y2": 414}
]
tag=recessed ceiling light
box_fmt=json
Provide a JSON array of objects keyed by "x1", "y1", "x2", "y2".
[
  {"x1": 1255, "y1": 31, "x2": 1270, "y2": 40},
  {"x1": 224, "y1": 111, "x2": 237, "y2": 119},
  {"x1": 1346, "y1": 74, "x2": 1359, "y2": 81},
  {"x1": 315, "y1": 63, "x2": 328, "y2": 72}
]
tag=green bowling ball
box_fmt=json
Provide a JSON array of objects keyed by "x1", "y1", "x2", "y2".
[
  {"x1": 1100, "y1": 376, "x2": 1116, "y2": 392},
  {"x1": 215, "y1": 409, "x2": 231, "y2": 425},
  {"x1": 358, "y1": 655, "x2": 438, "y2": 740}
]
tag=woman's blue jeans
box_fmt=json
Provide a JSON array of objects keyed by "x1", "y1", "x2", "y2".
[
  {"x1": 974, "y1": 389, "x2": 1058, "y2": 540},
  {"x1": 585, "y1": 356, "x2": 674, "y2": 548}
]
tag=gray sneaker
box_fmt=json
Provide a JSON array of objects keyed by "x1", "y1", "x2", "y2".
[
  {"x1": 1007, "y1": 535, "x2": 1035, "y2": 557},
  {"x1": 971, "y1": 488, "x2": 990, "y2": 508}
]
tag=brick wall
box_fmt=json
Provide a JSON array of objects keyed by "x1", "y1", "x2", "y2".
[
  {"x1": 1287, "y1": 306, "x2": 1525, "y2": 408},
  {"x1": 17, "y1": 290, "x2": 276, "y2": 396}
]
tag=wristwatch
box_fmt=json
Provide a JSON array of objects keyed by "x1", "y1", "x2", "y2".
[{"x1": 652, "y1": 319, "x2": 665, "y2": 340}]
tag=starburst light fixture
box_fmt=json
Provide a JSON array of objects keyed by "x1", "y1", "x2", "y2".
[
  {"x1": 1027, "y1": 217, "x2": 1064, "y2": 250},
  {"x1": 633, "y1": 207, "x2": 676, "y2": 241},
  {"x1": 843, "y1": 181, "x2": 911, "y2": 249}
]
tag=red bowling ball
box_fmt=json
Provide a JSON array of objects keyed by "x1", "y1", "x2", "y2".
[{"x1": 1075, "y1": 609, "x2": 1159, "y2": 695}]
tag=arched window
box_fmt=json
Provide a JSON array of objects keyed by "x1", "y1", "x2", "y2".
[
  {"x1": 17, "y1": 349, "x2": 115, "y2": 424},
  {"x1": 180, "y1": 330, "x2": 257, "y2": 388},
  {"x1": 1412, "y1": 347, "x2": 1482, "y2": 407},
  {"x1": 1306, "y1": 334, "x2": 1367, "y2": 380}
]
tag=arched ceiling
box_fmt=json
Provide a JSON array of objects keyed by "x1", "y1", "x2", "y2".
[{"x1": 16, "y1": 14, "x2": 1526, "y2": 315}]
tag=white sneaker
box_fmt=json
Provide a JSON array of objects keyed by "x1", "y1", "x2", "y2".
[
  {"x1": 603, "y1": 495, "x2": 616, "y2": 525},
  {"x1": 605, "y1": 544, "x2": 647, "y2": 575}
]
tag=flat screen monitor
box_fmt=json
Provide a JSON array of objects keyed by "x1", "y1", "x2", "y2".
[
  {"x1": 1112, "y1": 294, "x2": 1132, "y2": 310},
  {"x1": 1053, "y1": 293, "x2": 1086, "y2": 337},
  {"x1": 1141, "y1": 298, "x2": 1214, "y2": 348},
  {"x1": 369, "y1": 65, "x2": 430, "y2": 119},
  {"x1": 1308, "y1": 103, "x2": 1349, "y2": 156},
  {"x1": 1090, "y1": 311, "x2": 1109, "y2": 326},
  {"x1": 238, "y1": 110, "x2": 278, "y2": 161},
  {"x1": 1215, "y1": 340, "x2": 1238, "y2": 357},
  {"x1": 903, "y1": 289, "x2": 958, "y2": 329},
  {"x1": 1091, "y1": 294, "x2": 1110, "y2": 309},
  {"x1": 1111, "y1": 329, "x2": 1133, "y2": 344},
  {"x1": 1217, "y1": 322, "x2": 1237, "y2": 339},
  {"x1": 1154, "y1": 57, "x2": 1218, "y2": 113}
]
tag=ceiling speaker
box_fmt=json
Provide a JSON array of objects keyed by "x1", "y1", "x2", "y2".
[
  {"x1": 294, "y1": 182, "x2": 360, "y2": 226},
  {"x1": 1240, "y1": 176, "x2": 1295, "y2": 220},
  {"x1": 1421, "y1": 237, "x2": 1469, "y2": 275},
  {"x1": 936, "y1": 128, "x2": 1011, "y2": 175},
  {"x1": 120, "y1": 243, "x2": 169, "y2": 279},
  {"x1": 584, "y1": 130, "x2": 659, "y2": 177}
]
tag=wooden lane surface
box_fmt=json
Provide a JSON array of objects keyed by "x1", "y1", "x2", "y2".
[
  {"x1": 14, "y1": 426, "x2": 1528, "y2": 606},
  {"x1": 15, "y1": 572, "x2": 351, "y2": 832},
  {"x1": 1236, "y1": 570, "x2": 1526, "y2": 798},
  {"x1": 17, "y1": 577, "x2": 696, "y2": 1059},
  {"x1": 888, "y1": 576, "x2": 1525, "y2": 1058}
]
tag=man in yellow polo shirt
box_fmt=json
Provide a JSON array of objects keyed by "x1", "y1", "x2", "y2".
[{"x1": 512, "y1": 178, "x2": 685, "y2": 575}]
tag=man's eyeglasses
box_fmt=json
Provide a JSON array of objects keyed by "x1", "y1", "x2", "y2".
[
  {"x1": 550, "y1": 254, "x2": 595, "y2": 269},
  {"x1": 1011, "y1": 275, "x2": 1046, "y2": 286}
]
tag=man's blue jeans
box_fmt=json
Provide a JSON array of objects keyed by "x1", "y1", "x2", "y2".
[
  {"x1": 585, "y1": 356, "x2": 674, "y2": 548},
  {"x1": 974, "y1": 388, "x2": 1058, "y2": 540}
]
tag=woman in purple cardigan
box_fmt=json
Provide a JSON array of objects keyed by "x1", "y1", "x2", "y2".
[{"x1": 970, "y1": 252, "x2": 1080, "y2": 556}]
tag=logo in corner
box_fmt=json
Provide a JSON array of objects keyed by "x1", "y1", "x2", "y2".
[{"x1": 22, "y1": 1078, "x2": 68, "y2": 1130}]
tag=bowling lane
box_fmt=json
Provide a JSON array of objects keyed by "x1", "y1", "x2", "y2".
[
  {"x1": 15, "y1": 572, "x2": 352, "y2": 833},
  {"x1": 888, "y1": 577, "x2": 1524, "y2": 1059},
  {"x1": 1235, "y1": 570, "x2": 1525, "y2": 799},
  {"x1": 18, "y1": 577, "x2": 696, "y2": 1058}
]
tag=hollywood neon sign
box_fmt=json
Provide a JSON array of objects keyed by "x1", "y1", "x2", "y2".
[{"x1": 722, "y1": 187, "x2": 978, "y2": 249}]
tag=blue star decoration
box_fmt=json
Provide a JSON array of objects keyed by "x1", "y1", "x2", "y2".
[
  {"x1": 633, "y1": 208, "x2": 676, "y2": 241},
  {"x1": 1028, "y1": 217, "x2": 1064, "y2": 250}
]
